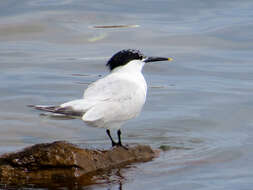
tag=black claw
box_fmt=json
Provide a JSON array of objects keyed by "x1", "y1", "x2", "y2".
[{"x1": 113, "y1": 142, "x2": 128, "y2": 150}]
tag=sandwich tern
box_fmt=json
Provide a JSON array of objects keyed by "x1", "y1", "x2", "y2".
[{"x1": 29, "y1": 49, "x2": 173, "y2": 148}]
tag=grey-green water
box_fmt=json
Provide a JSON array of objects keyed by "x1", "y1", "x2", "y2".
[{"x1": 1, "y1": 0, "x2": 253, "y2": 189}]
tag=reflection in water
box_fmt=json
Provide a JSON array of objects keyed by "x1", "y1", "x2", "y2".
[
  {"x1": 77, "y1": 168, "x2": 126, "y2": 190},
  {"x1": 0, "y1": 167, "x2": 126, "y2": 190},
  {"x1": 114, "y1": 169, "x2": 124, "y2": 190}
]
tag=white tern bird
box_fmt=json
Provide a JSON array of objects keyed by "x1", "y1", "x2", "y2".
[{"x1": 29, "y1": 49, "x2": 173, "y2": 148}]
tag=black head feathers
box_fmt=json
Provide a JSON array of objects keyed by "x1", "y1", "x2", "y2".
[{"x1": 106, "y1": 49, "x2": 145, "y2": 71}]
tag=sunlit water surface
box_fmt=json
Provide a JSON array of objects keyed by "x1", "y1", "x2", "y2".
[{"x1": 1, "y1": 0, "x2": 253, "y2": 189}]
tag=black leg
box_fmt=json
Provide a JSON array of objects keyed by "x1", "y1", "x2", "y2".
[
  {"x1": 117, "y1": 129, "x2": 122, "y2": 146},
  {"x1": 106, "y1": 129, "x2": 116, "y2": 147},
  {"x1": 117, "y1": 129, "x2": 128, "y2": 150}
]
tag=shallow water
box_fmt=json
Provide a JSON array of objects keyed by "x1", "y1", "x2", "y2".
[{"x1": 1, "y1": 0, "x2": 253, "y2": 189}]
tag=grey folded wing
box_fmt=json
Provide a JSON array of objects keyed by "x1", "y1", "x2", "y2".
[{"x1": 28, "y1": 105, "x2": 84, "y2": 117}]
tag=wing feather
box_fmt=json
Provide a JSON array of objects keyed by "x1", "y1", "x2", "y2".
[{"x1": 84, "y1": 73, "x2": 142, "y2": 101}]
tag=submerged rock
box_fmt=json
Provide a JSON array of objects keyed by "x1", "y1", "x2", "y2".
[{"x1": 0, "y1": 141, "x2": 155, "y2": 186}]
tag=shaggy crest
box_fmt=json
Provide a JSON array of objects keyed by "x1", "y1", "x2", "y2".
[{"x1": 106, "y1": 49, "x2": 144, "y2": 71}]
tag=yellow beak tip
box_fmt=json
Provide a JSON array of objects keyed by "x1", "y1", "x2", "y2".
[{"x1": 168, "y1": 58, "x2": 173, "y2": 61}]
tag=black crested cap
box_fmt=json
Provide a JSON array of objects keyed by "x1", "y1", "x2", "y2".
[{"x1": 106, "y1": 49, "x2": 145, "y2": 71}]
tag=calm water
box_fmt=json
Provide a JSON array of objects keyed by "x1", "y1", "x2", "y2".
[{"x1": 1, "y1": 0, "x2": 253, "y2": 189}]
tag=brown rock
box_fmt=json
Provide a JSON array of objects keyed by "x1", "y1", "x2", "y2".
[{"x1": 0, "y1": 141, "x2": 156, "y2": 186}]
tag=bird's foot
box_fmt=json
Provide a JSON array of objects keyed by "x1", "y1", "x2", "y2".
[{"x1": 112, "y1": 142, "x2": 128, "y2": 150}]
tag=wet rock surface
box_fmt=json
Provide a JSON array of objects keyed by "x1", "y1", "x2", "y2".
[{"x1": 0, "y1": 141, "x2": 156, "y2": 187}]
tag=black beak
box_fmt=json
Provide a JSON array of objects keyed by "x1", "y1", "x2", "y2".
[{"x1": 144, "y1": 57, "x2": 173, "y2": 63}]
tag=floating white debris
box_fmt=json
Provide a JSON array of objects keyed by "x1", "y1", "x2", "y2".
[{"x1": 90, "y1": 24, "x2": 140, "y2": 29}]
